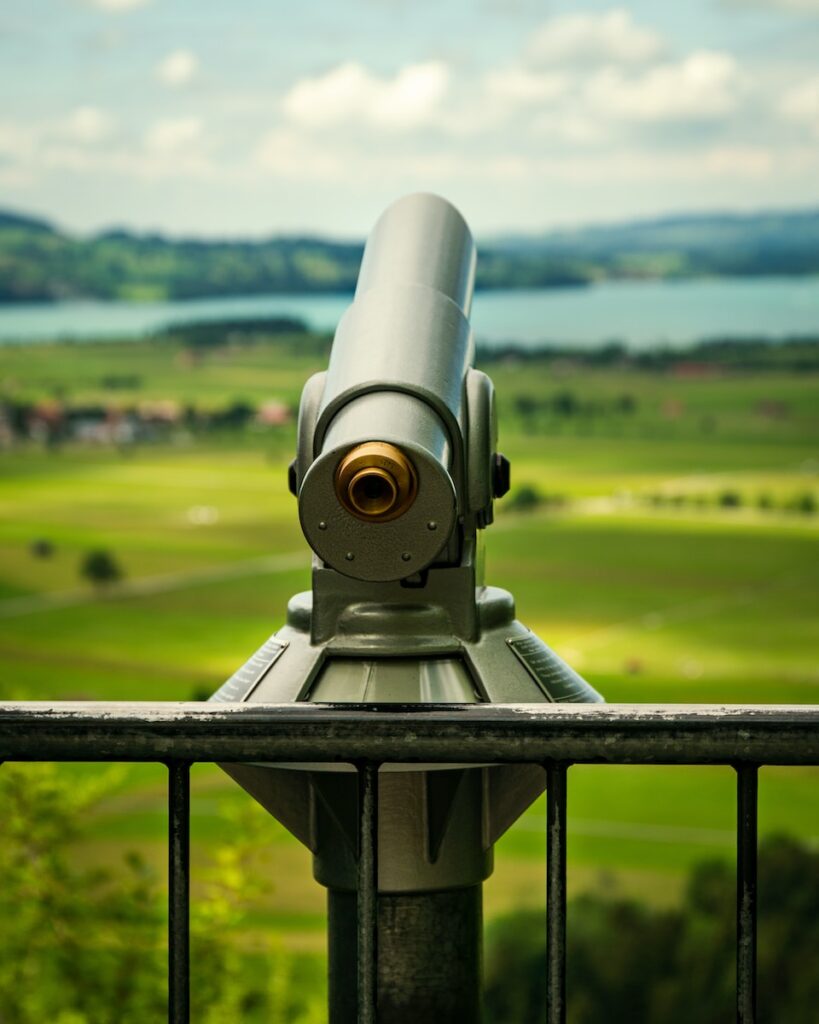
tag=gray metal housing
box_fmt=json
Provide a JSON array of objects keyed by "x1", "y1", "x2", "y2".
[
  {"x1": 215, "y1": 193, "x2": 602, "y2": 896},
  {"x1": 296, "y1": 193, "x2": 498, "y2": 581}
]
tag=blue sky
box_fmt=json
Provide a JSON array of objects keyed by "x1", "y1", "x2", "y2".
[{"x1": 1, "y1": 0, "x2": 818, "y2": 236}]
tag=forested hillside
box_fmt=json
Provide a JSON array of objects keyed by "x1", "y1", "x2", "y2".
[{"x1": 1, "y1": 206, "x2": 818, "y2": 303}]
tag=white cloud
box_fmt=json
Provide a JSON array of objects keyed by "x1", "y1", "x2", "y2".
[
  {"x1": 699, "y1": 145, "x2": 774, "y2": 177},
  {"x1": 59, "y1": 106, "x2": 114, "y2": 144},
  {"x1": 528, "y1": 8, "x2": 664, "y2": 66},
  {"x1": 156, "y1": 49, "x2": 199, "y2": 87},
  {"x1": 144, "y1": 117, "x2": 202, "y2": 153},
  {"x1": 532, "y1": 111, "x2": 610, "y2": 146},
  {"x1": 727, "y1": 0, "x2": 819, "y2": 12},
  {"x1": 86, "y1": 0, "x2": 151, "y2": 11},
  {"x1": 0, "y1": 122, "x2": 38, "y2": 185},
  {"x1": 254, "y1": 123, "x2": 782, "y2": 190},
  {"x1": 484, "y1": 68, "x2": 568, "y2": 106},
  {"x1": 0, "y1": 110, "x2": 218, "y2": 185},
  {"x1": 781, "y1": 74, "x2": 819, "y2": 134},
  {"x1": 587, "y1": 51, "x2": 742, "y2": 121},
  {"x1": 281, "y1": 60, "x2": 449, "y2": 130},
  {"x1": 503, "y1": 146, "x2": 775, "y2": 185},
  {"x1": 256, "y1": 128, "x2": 344, "y2": 180},
  {"x1": 254, "y1": 129, "x2": 535, "y2": 185}
]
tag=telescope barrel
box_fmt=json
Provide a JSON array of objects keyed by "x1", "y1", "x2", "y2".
[
  {"x1": 297, "y1": 194, "x2": 479, "y2": 583},
  {"x1": 354, "y1": 191, "x2": 476, "y2": 315}
]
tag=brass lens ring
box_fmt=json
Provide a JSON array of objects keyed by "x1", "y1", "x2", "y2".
[{"x1": 335, "y1": 442, "x2": 418, "y2": 522}]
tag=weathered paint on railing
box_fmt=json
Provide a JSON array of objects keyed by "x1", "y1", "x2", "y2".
[{"x1": 0, "y1": 702, "x2": 817, "y2": 764}]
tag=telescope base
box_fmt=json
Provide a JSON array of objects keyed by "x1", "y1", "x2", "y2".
[{"x1": 328, "y1": 885, "x2": 482, "y2": 1024}]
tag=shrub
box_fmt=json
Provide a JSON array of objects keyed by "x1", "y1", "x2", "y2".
[
  {"x1": 80, "y1": 550, "x2": 123, "y2": 587},
  {"x1": 0, "y1": 764, "x2": 326, "y2": 1023},
  {"x1": 485, "y1": 835, "x2": 819, "y2": 1024},
  {"x1": 552, "y1": 390, "x2": 578, "y2": 417},
  {"x1": 787, "y1": 492, "x2": 817, "y2": 515},
  {"x1": 718, "y1": 490, "x2": 742, "y2": 508},
  {"x1": 507, "y1": 485, "x2": 543, "y2": 512}
]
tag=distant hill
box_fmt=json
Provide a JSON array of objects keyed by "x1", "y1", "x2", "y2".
[
  {"x1": 490, "y1": 208, "x2": 819, "y2": 278},
  {"x1": 0, "y1": 205, "x2": 817, "y2": 303},
  {"x1": 0, "y1": 211, "x2": 365, "y2": 303},
  {"x1": 0, "y1": 209, "x2": 56, "y2": 234}
]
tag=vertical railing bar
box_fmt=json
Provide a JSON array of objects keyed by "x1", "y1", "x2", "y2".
[
  {"x1": 736, "y1": 763, "x2": 758, "y2": 1024},
  {"x1": 168, "y1": 760, "x2": 191, "y2": 1024},
  {"x1": 357, "y1": 761, "x2": 379, "y2": 1024},
  {"x1": 546, "y1": 761, "x2": 569, "y2": 1024}
]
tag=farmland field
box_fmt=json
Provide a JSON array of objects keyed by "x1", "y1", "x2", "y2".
[{"x1": 1, "y1": 332, "x2": 817, "y2": 951}]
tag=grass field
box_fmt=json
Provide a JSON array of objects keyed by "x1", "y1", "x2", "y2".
[{"x1": 1, "y1": 333, "x2": 817, "y2": 949}]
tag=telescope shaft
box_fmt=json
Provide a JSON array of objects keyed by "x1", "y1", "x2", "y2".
[
  {"x1": 355, "y1": 192, "x2": 476, "y2": 315},
  {"x1": 298, "y1": 194, "x2": 479, "y2": 582},
  {"x1": 328, "y1": 886, "x2": 482, "y2": 1024}
]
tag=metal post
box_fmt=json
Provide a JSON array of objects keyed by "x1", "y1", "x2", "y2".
[
  {"x1": 322, "y1": 760, "x2": 484, "y2": 1023},
  {"x1": 547, "y1": 762, "x2": 568, "y2": 1024},
  {"x1": 357, "y1": 763, "x2": 379, "y2": 1024},
  {"x1": 736, "y1": 763, "x2": 758, "y2": 1024},
  {"x1": 329, "y1": 886, "x2": 483, "y2": 1024},
  {"x1": 168, "y1": 760, "x2": 190, "y2": 1024}
]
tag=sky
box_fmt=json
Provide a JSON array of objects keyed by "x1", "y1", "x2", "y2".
[{"x1": 1, "y1": 0, "x2": 819, "y2": 238}]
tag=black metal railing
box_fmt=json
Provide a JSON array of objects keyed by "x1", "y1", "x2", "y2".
[{"x1": 1, "y1": 701, "x2": 818, "y2": 1024}]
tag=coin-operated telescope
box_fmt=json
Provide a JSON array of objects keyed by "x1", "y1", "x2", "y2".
[{"x1": 213, "y1": 193, "x2": 602, "y2": 1023}]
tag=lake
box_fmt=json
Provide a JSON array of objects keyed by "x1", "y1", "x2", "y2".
[{"x1": 0, "y1": 276, "x2": 816, "y2": 349}]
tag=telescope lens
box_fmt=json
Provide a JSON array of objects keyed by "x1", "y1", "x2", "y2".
[
  {"x1": 349, "y1": 468, "x2": 398, "y2": 517},
  {"x1": 335, "y1": 442, "x2": 417, "y2": 522}
]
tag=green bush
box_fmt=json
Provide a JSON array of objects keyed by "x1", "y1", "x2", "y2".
[
  {"x1": 787, "y1": 492, "x2": 817, "y2": 515},
  {"x1": 507, "y1": 485, "x2": 543, "y2": 512},
  {"x1": 80, "y1": 550, "x2": 123, "y2": 587},
  {"x1": 485, "y1": 835, "x2": 819, "y2": 1024},
  {"x1": 718, "y1": 490, "x2": 742, "y2": 508},
  {"x1": 0, "y1": 765, "x2": 324, "y2": 1023}
]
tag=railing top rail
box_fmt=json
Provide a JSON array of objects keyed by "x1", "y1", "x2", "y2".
[{"x1": 1, "y1": 701, "x2": 818, "y2": 765}]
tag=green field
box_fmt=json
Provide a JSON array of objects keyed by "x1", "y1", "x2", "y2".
[{"x1": 1, "y1": 333, "x2": 818, "y2": 950}]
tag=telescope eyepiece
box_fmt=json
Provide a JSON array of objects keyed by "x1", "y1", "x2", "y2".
[
  {"x1": 349, "y1": 468, "x2": 396, "y2": 517},
  {"x1": 335, "y1": 442, "x2": 417, "y2": 523}
]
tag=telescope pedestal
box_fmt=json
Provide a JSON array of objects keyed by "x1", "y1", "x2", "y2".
[
  {"x1": 211, "y1": 194, "x2": 604, "y2": 1019},
  {"x1": 216, "y1": 583, "x2": 602, "y2": 1018}
]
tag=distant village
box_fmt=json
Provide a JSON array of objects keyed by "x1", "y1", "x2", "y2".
[
  {"x1": 2, "y1": 329, "x2": 817, "y2": 451},
  {"x1": 0, "y1": 394, "x2": 293, "y2": 448}
]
